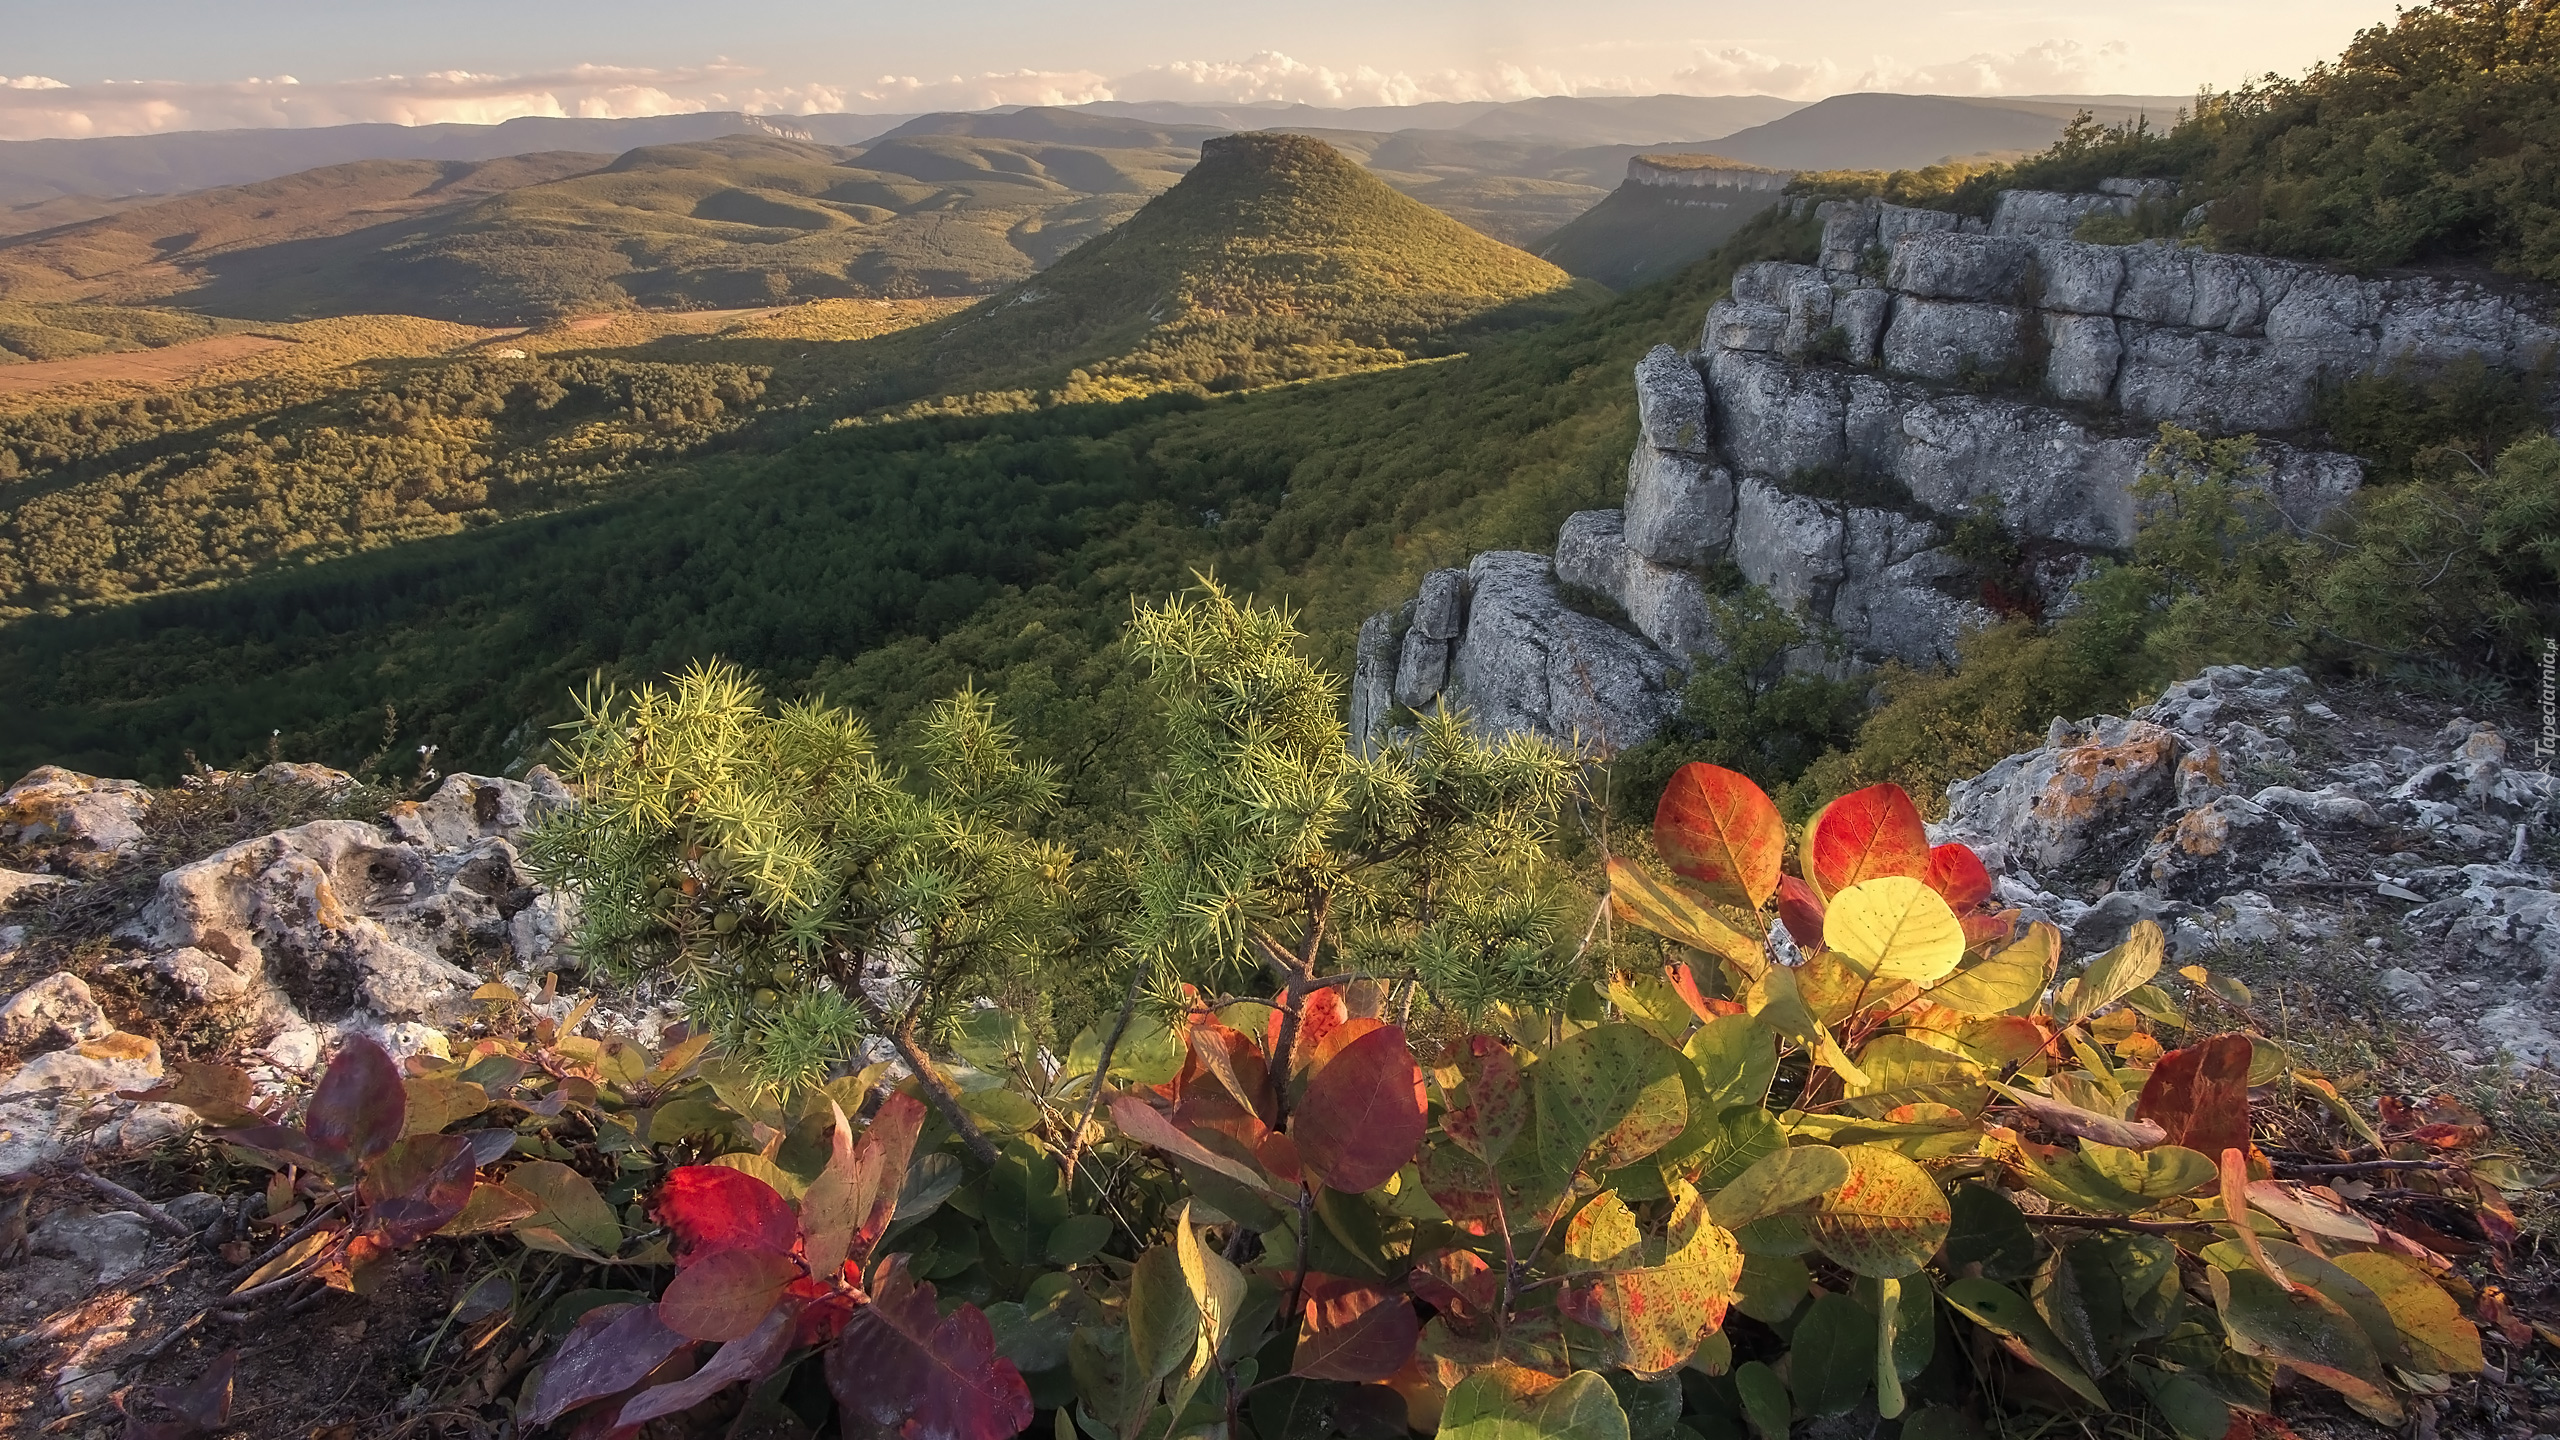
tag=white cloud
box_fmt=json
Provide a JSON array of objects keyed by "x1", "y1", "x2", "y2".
[
  {"x1": 1672, "y1": 38, "x2": 2135, "y2": 101},
  {"x1": 0, "y1": 63, "x2": 882, "y2": 141},
  {"x1": 0, "y1": 40, "x2": 2155, "y2": 142}
]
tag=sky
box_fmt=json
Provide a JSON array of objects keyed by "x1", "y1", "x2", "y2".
[{"x1": 0, "y1": 0, "x2": 2405, "y2": 142}]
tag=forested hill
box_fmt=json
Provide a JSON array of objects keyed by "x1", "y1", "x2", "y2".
[
  {"x1": 843, "y1": 131, "x2": 1601, "y2": 404},
  {"x1": 0, "y1": 209, "x2": 1819, "y2": 805}
]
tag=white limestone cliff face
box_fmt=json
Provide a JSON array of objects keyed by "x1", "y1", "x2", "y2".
[{"x1": 1354, "y1": 186, "x2": 2556, "y2": 754}]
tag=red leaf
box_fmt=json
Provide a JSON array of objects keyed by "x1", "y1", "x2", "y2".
[
  {"x1": 2136, "y1": 1034, "x2": 2254, "y2": 1159},
  {"x1": 1409, "y1": 1247, "x2": 1498, "y2": 1319},
  {"x1": 1273, "y1": 987, "x2": 1350, "y2": 1075},
  {"x1": 118, "y1": 1347, "x2": 236, "y2": 1439},
  {"x1": 1962, "y1": 908, "x2": 2020, "y2": 955},
  {"x1": 356, "y1": 1133, "x2": 478, "y2": 1247},
  {"x1": 1438, "y1": 1035, "x2": 1528, "y2": 1165},
  {"x1": 1802, "y1": 784, "x2": 1931, "y2": 902},
  {"x1": 1654, "y1": 762, "x2": 1788, "y2": 910},
  {"x1": 660, "y1": 1246, "x2": 802, "y2": 1342},
  {"x1": 656, "y1": 1165, "x2": 799, "y2": 1265},
  {"x1": 304, "y1": 1037, "x2": 405, "y2": 1169},
  {"x1": 1290, "y1": 1024, "x2": 1425, "y2": 1195},
  {"x1": 1775, "y1": 875, "x2": 1826, "y2": 949},
  {"x1": 824, "y1": 1255, "x2": 1032, "y2": 1440},
  {"x1": 851, "y1": 1092, "x2": 926, "y2": 1274},
  {"x1": 524, "y1": 1303, "x2": 692, "y2": 1427},
  {"x1": 1925, "y1": 842, "x2": 1993, "y2": 910},
  {"x1": 1294, "y1": 1276, "x2": 1421, "y2": 1381},
  {"x1": 613, "y1": 1295, "x2": 804, "y2": 1425}
]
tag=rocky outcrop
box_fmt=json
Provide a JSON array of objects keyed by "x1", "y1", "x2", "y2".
[
  {"x1": 0, "y1": 764, "x2": 588, "y2": 1176},
  {"x1": 1351, "y1": 552, "x2": 1681, "y2": 755},
  {"x1": 1357, "y1": 182, "x2": 2553, "y2": 751},
  {"x1": 114, "y1": 769, "x2": 576, "y2": 1031},
  {"x1": 1937, "y1": 666, "x2": 2560, "y2": 1069},
  {"x1": 2, "y1": 768, "x2": 152, "y2": 875}
]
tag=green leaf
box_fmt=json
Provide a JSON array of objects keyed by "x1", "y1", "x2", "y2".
[
  {"x1": 1734, "y1": 1252, "x2": 1808, "y2": 1324},
  {"x1": 1806, "y1": 1145, "x2": 1949, "y2": 1278},
  {"x1": 1690, "y1": 1105, "x2": 1784, "y2": 1191},
  {"x1": 1045, "y1": 1214, "x2": 1114, "y2": 1265},
  {"x1": 2033, "y1": 1233, "x2": 2179, "y2": 1378},
  {"x1": 1733, "y1": 1362, "x2": 1789, "y2": 1440},
  {"x1": 1705, "y1": 1144, "x2": 1849, "y2": 1229},
  {"x1": 1940, "y1": 1277, "x2": 2107, "y2": 1407},
  {"x1": 2210, "y1": 1265, "x2": 2403, "y2": 1424},
  {"x1": 711, "y1": 1150, "x2": 805, "y2": 1202},
  {"x1": 1683, "y1": 1014, "x2": 1778, "y2": 1113},
  {"x1": 1850, "y1": 1035, "x2": 1987, "y2": 1116},
  {"x1": 2131, "y1": 1361, "x2": 2232, "y2": 1440},
  {"x1": 1441, "y1": 1365, "x2": 1631, "y2": 1440},
  {"x1": 986, "y1": 1140, "x2": 1070, "y2": 1266},
  {"x1": 1943, "y1": 1182, "x2": 2040, "y2": 1282},
  {"x1": 1608, "y1": 858, "x2": 1769, "y2": 977},
  {"x1": 1534, "y1": 1024, "x2": 1690, "y2": 1176},
  {"x1": 1789, "y1": 1294, "x2": 1875, "y2": 1417},
  {"x1": 2078, "y1": 1142, "x2": 2218, "y2": 1200},
  {"x1": 1925, "y1": 924, "x2": 2056, "y2": 1016},
  {"x1": 507, "y1": 1160, "x2": 622, "y2": 1258},
  {"x1": 2055, "y1": 921, "x2": 2163, "y2": 1026},
  {"x1": 1127, "y1": 1244, "x2": 1203, "y2": 1386},
  {"x1": 1860, "y1": 1271, "x2": 1936, "y2": 1383}
]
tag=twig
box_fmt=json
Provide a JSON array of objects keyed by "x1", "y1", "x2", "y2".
[
  {"x1": 2275, "y1": 1159, "x2": 2452, "y2": 1177},
  {"x1": 1063, "y1": 963, "x2": 1146, "y2": 1187},
  {"x1": 77, "y1": 1169, "x2": 192, "y2": 1239},
  {"x1": 2018, "y1": 1213, "x2": 2214, "y2": 1235},
  {"x1": 217, "y1": 1201, "x2": 342, "y2": 1290}
]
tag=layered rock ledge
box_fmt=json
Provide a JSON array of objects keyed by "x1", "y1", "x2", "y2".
[{"x1": 1355, "y1": 186, "x2": 2555, "y2": 754}]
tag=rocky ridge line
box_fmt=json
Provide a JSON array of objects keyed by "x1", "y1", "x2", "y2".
[{"x1": 1354, "y1": 186, "x2": 2557, "y2": 753}]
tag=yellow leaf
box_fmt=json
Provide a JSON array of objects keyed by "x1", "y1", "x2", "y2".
[
  {"x1": 1608, "y1": 858, "x2": 1769, "y2": 979},
  {"x1": 1824, "y1": 877, "x2": 1965, "y2": 986}
]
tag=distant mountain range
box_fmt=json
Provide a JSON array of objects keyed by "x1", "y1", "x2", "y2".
[
  {"x1": 0, "y1": 91, "x2": 2186, "y2": 212},
  {"x1": 0, "y1": 91, "x2": 2198, "y2": 326}
]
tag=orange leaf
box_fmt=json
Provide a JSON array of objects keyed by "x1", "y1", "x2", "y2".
[
  {"x1": 1801, "y1": 785, "x2": 1932, "y2": 903},
  {"x1": 1654, "y1": 762, "x2": 1787, "y2": 910},
  {"x1": 2221, "y1": 1147, "x2": 2295, "y2": 1293}
]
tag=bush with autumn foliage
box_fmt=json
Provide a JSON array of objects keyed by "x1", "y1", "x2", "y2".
[{"x1": 130, "y1": 583, "x2": 2523, "y2": 1440}]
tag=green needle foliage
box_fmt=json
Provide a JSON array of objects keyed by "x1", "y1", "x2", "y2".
[
  {"x1": 523, "y1": 661, "x2": 1076, "y2": 1122},
  {"x1": 1125, "y1": 578, "x2": 1583, "y2": 1031}
]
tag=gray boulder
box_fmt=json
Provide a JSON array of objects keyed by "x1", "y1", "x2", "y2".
[{"x1": 1444, "y1": 552, "x2": 1681, "y2": 752}]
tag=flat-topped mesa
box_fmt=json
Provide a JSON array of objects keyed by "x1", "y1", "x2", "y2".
[
  {"x1": 1626, "y1": 154, "x2": 1794, "y2": 196},
  {"x1": 1352, "y1": 184, "x2": 2559, "y2": 755}
]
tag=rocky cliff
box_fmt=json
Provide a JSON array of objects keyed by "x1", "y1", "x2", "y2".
[{"x1": 1358, "y1": 186, "x2": 2558, "y2": 754}]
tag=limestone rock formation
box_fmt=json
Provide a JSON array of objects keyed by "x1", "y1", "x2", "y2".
[
  {"x1": 1351, "y1": 552, "x2": 1681, "y2": 755},
  {"x1": 1358, "y1": 183, "x2": 2553, "y2": 752},
  {"x1": 1937, "y1": 666, "x2": 2560, "y2": 1068},
  {"x1": 0, "y1": 763, "x2": 590, "y2": 1177},
  {"x1": 1, "y1": 768, "x2": 152, "y2": 874}
]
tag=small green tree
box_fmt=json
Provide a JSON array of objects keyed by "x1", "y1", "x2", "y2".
[
  {"x1": 1120, "y1": 579, "x2": 1582, "y2": 1115},
  {"x1": 523, "y1": 661, "x2": 1074, "y2": 1163}
]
